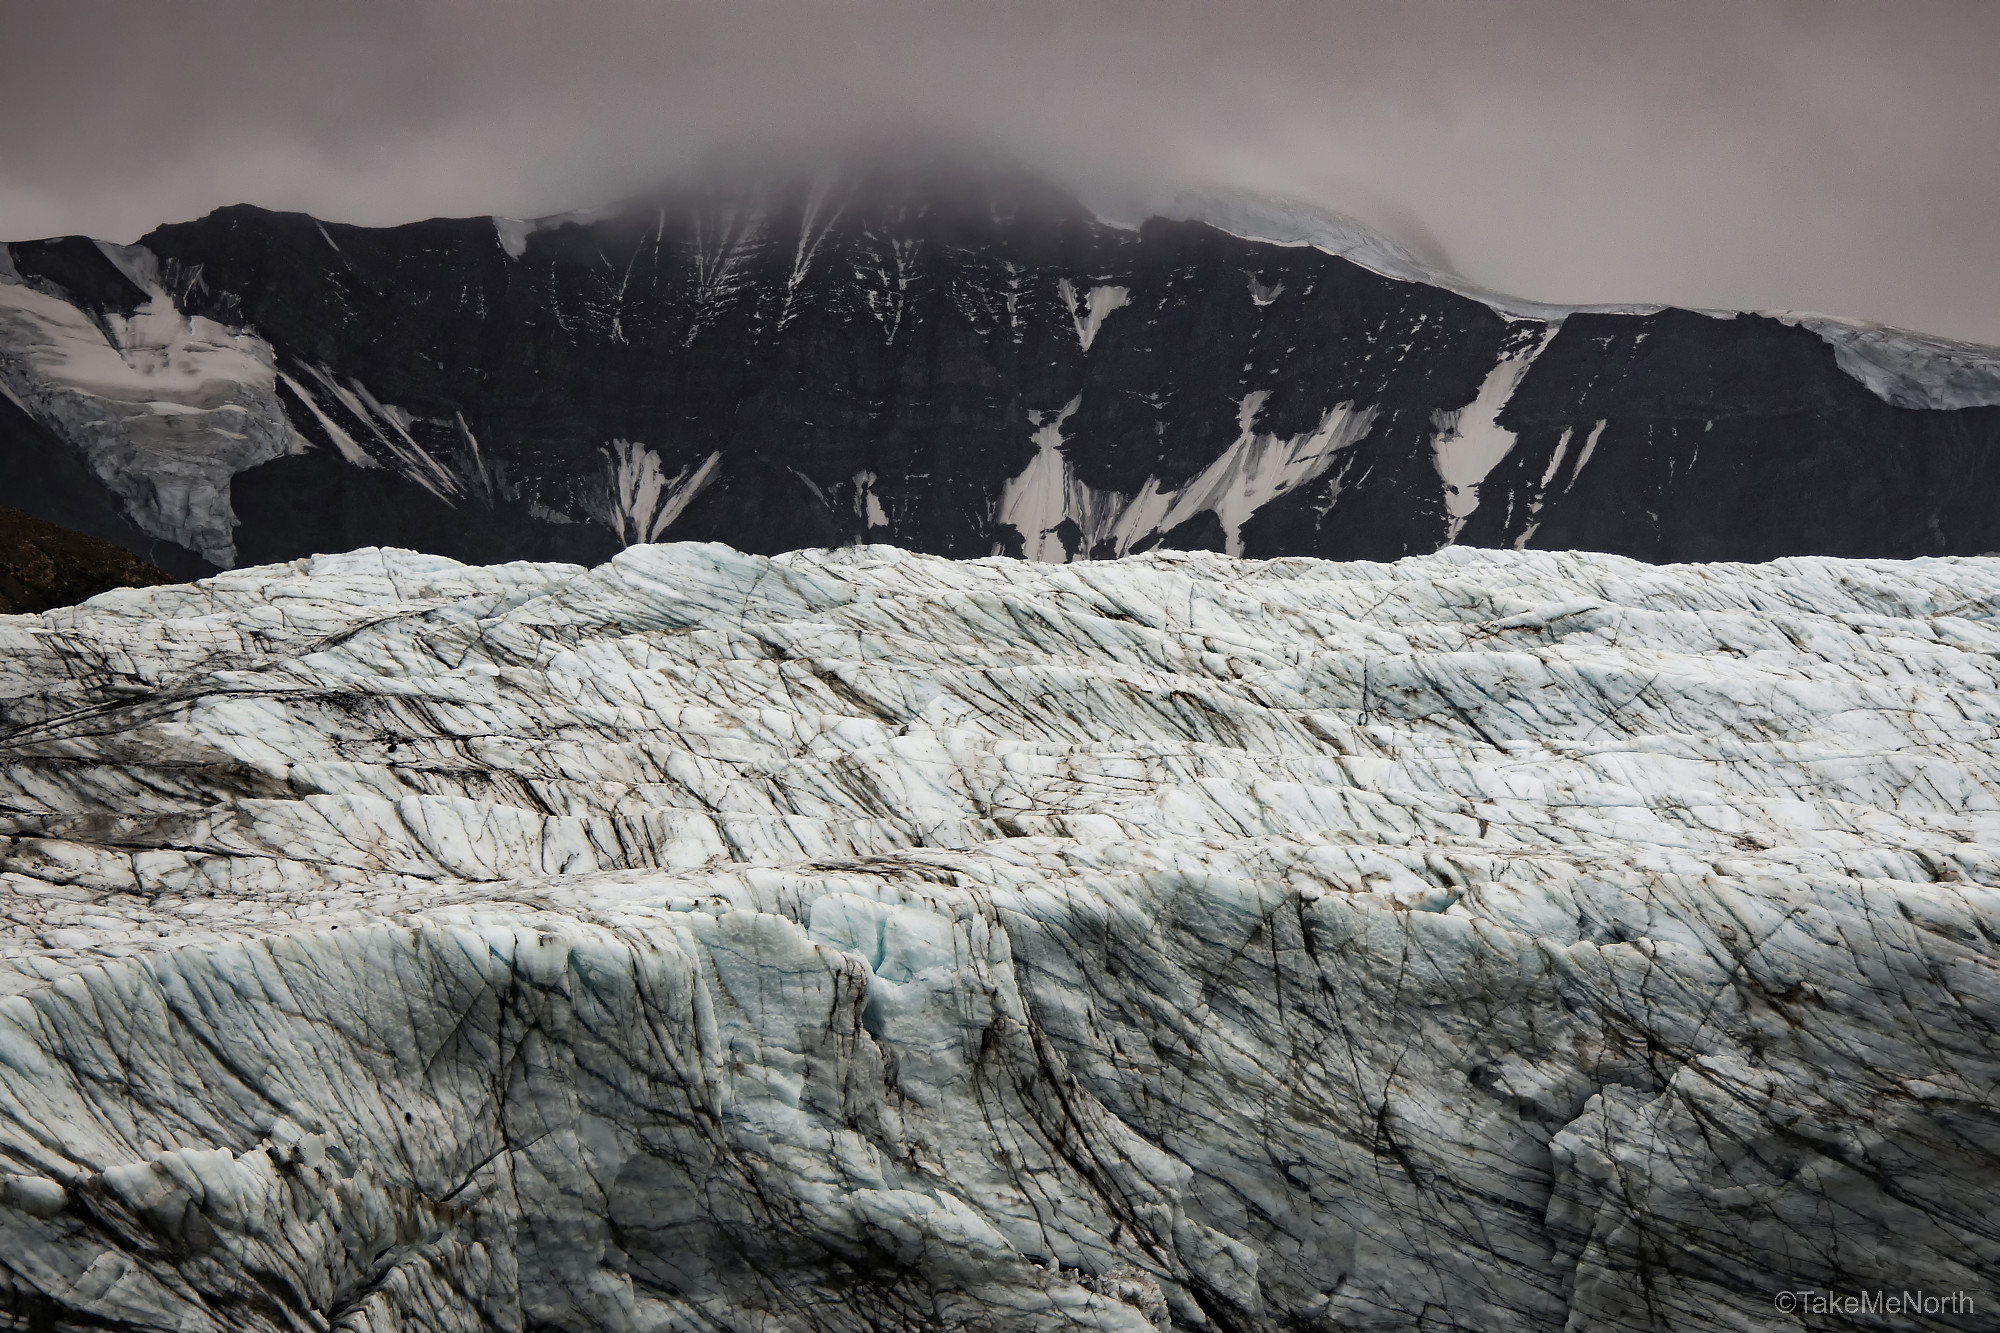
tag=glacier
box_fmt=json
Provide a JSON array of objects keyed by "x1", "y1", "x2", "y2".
[
  {"x1": 0, "y1": 541, "x2": 1995, "y2": 1331},
  {"x1": 0, "y1": 241, "x2": 307, "y2": 567}
]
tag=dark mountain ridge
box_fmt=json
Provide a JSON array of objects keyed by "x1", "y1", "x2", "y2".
[{"x1": 3, "y1": 160, "x2": 1997, "y2": 576}]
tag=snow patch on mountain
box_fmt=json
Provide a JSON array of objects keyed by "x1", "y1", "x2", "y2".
[
  {"x1": 493, "y1": 215, "x2": 534, "y2": 259},
  {"x1": 1433, "y1": 327, "x2": 1556, "y2": 542},
  {"x1": 1119, "y1": 395, "x2": 1380, "y2": 556},
  {"x1": 276, "y1": 370, "x2": 376, "y2": 468},
  {"x1": 293, "y1": 363, "x2": 462, "y2": 500},
  {"x1": 1245, "y1": 272, "x2": 1284, "y2": 306},
  {"x1": 0, "y1": 542, "x2": 1995, "y2": 1330},
  {"x1": 852, "y1": 470, "x2": 891, "y2": 529},
  {"x1": 998, "y1": 395, "x2": 1378, "y2": 561},
  {"x1": 995, "y1": 396, "x2": 1085, "y2": 560},
  {"x1": 1058, "y1": 278, "x2": 1130, "y2": 351},
  {"x1": 1511, "y1": 417, "x2": 1609, "y2": 549},
  {"x1": 588, "y1": 441, "x2": 723, "y2": 546}
]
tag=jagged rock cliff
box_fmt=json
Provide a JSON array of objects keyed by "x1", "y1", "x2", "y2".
[
  {"x1": 1, "y1": 542, "x2": 1994, "y2": 1330},
  {"x1": 4, "y1": 161, "x2": 2000, "y2": 575}
]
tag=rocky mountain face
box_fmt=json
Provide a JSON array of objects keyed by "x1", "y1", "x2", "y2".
[
  {"x1": 4, "y1": 162, "x2": 2000, "y2": 577},
  {"x1": 1, "y1": 541, "x2": 1996, "y2": 1331}
]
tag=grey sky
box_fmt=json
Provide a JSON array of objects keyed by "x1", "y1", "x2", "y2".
[{"x1": 4, "y1": 0, "x2": 1998, "y2": 344}]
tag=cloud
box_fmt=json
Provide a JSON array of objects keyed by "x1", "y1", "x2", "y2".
[{"x1": 5, "y1": 0, "x2": 1999, "y2": 343}]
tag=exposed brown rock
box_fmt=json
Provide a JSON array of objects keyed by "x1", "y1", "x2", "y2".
[{"x1": 0, "y1": 505, "x2": 175, "y2": 615}]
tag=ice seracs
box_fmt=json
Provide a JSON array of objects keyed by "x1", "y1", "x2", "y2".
[{"x1": 0, "y1": 541, "x2": 1995, "y2": 1331}]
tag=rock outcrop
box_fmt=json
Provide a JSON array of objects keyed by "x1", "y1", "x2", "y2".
[
  {"x1": 0, "y1": 542, "x2": 1994, "y2": 1330},
  {"x1": 0, "y1": 506, "x2": 172, "y2": 615}
]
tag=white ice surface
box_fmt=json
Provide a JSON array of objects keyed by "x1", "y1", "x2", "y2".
[{"x1": 0, "y1": 541, "x2": 1995, "y2": 1330}]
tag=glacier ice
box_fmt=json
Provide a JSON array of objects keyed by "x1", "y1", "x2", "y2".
[
  {"x1": 0, "y1": 541, "x2": 1996, "y2": 1330},
  {"x1": 0, "y1": 244, "x2": 307, "y2": 566},
  {"x1": 1770, "y1": 312, "x2": 2000, "y2": 411}
]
